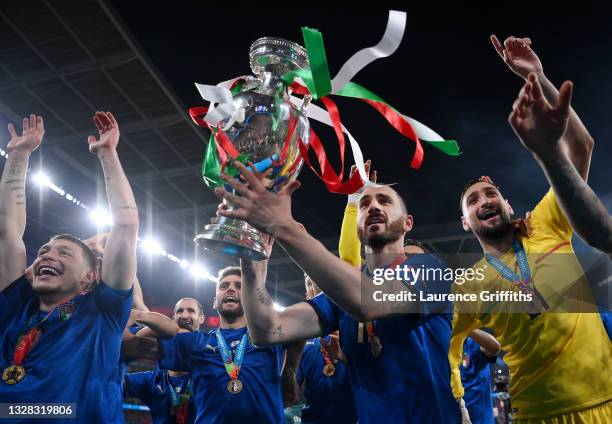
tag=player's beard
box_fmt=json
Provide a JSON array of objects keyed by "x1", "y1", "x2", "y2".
[
  {"x1": 219, "y1": 303, "x2": 244, "y2": 320},
  {"x1": 32, "y1": 284, "x2": 61, "y2": 296},
  {"x1": 358, "y1": 216, "x2": 405, "y2": 250},
  {"x1": 32, "y1": 275, "x2": 76, "y2": 297},
  {"x1": 478, "y1": 211, "x2": 513, "y2": 241},
  {"x1": 177, "y1": 319, "x2": 196, "y2": 332}
]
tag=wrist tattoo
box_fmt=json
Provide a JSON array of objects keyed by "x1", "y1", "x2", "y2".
[
  {"x1": 4, "y1": 179, "x2": 23, "y2": 185},
  {"x1": 255, "y1": 287, "x2": 272, "y2": 305},
  {"x1": 272, "y1": 325, "x2": 284, "y2": 339},
  {"x1": 9, "y1": 158, "x2": 22, "y2": 176}
]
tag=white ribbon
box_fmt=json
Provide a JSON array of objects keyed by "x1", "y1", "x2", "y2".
[
  {"x1": 402, "y1": 115, "x2": 446, "y2": 142},
  {"x1": 195, "y1": 76, "x2": 251, "y2": 129},
  {"x1": 193, "y1": 11, "x2": 447, "y2": 192},
  {"x1": 331, "y1": 10, "x2": 407, "y2": 94}
]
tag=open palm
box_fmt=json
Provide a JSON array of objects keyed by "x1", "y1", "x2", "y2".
[
  {"x1": 7, "y1": 114, "x2": 45, "y2": 153},
  {"x1": 491, "y1": 35, "x2": 543, "y2": 79},
  {"x1": 509, "y1": 73, "x2": 572, "y2": 157},
  {"x1": 88, "y1": 111, "x2": 120, "y2": 155}
]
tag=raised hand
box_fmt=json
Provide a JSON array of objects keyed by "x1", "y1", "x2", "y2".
[
  {"x1": 349, "y1": 160, "x2": 377, "y2": 190},
  {"x1": 351, "y1": 159, "x2": 377, "y2": 182},
  {"x1": 7, "y1": 114, "x2": 45, "y2": 154},
  {"x1": 84, "y1": 232, "x2": 109, "y2": 257},
  {"x1": 347, "y1": 159, "x2": 377, "y2": 204},
  {"x1": 261, "y1": 232, "x2": 275, "y2": 258},
  {"x1": 88, "y1": 111, "x2": 120, "y2": 155},
  {"x1": 508, "y1": 73, "x2": 573, "y2": 158},
  {"x1": 491, "y1": 35, "x2": 543, "y2": 79},
  {"x1": 511, "y1": 212, "x2": 532, "y2": 238},
  {"x1": 321, "y1": 331, "x2": 347, "y2": 363}
]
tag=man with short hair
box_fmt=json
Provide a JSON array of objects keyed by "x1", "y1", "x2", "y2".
[
  {"x1": 449, "y1": 35, "x2": 612, "y2": 423},
  {"x1": 149, "y1": 266, "x2": 288, "y2": 423},
  {"x1": 452, "y1": 171, "x2": 612, "y2": 421},
  {"x1": 0, "y1": 112, "x2": 139, "y2": 423},
  {"x1": 124, "y1": 298, "x2": 204, "y2": 424},
  {"x1": 215, "y1": 166, "x2": 460, "y2": 423}
]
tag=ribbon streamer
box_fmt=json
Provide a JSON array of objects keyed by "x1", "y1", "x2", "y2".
[
  {"x1": 331, "y1": 11, "x2": 406, "y2": 93},
  {"x1": 195, "y1": 77, "x2": 249, "y2": 127},
  {"x1": 191, "y1": 10, "x2": 460, "y2": 194}
]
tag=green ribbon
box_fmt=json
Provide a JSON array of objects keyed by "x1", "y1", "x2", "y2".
[
  {"x1": 337, "y1": 82, "x2": 461, "y2": 156},
  {"x1": 283, "y1": 27, "x2": 460, "y2": 157},
  {"x1": 282, "y1": 27, "x2": 332, "y2": 99},
  {"x1": 202, "y1": 133, "x2": 222, "y2": 188}
]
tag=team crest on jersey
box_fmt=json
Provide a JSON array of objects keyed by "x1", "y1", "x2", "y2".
[
  {"x1": 462, "y1": 352, "x2": 470, "y2": 368},
  {"x1": 230, "y1": 340, "x2": 240, "y2": 348},
  {"x1": 58, "y1": 301, "x2": 76, "y2": 321}
]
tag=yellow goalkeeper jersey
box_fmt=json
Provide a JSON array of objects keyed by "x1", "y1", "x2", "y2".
[{"x1": 449, "y1": 189, "x2": 612, "y2": 419}]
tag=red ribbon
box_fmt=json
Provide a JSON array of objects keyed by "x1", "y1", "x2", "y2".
[
  {"x1": 274, "y1": 110, "x2": 298, "y2": 167},
  {"x1": 189, "y1": 107, "x2": 239, "y2": 168},
  {"x1": 14, "y1": 328, "x2": 40, "y2": 365},
  {"x1": 292, "y1": 80, "x2": 425, "y2": 178},
  {"x1": 361, "y1": 99, "x2": 424, "y2": 169},
  {"x1": 289, "y1": 82, "x2": 364, "y2": 193}
]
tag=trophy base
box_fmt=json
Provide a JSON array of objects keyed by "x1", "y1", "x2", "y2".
[{"x1": 194, "y1": 218, "x2": 268, "y2": 261}]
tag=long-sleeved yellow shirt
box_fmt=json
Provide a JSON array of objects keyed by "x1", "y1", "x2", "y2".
[
  {"x1": 339, "y1": 203, "x2": 361, "y2": 267},
  {"x1": 449, "y1": 189, "x2": 612, "y2": 419}
]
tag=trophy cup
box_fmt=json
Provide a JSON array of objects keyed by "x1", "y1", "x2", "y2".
[{"x1": 194, "y1": 38, "x2": 311, "y2": 261}]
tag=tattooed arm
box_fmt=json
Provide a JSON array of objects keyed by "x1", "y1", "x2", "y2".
[
  {"x1": 89, "y1": 112, "x2": 139, "y2": 291},
  {"x1": 240, "y1": 258, "x2": 323, "y2": 346},
  {"x1": 508, "y1": 72, "x2": 612, "y2": 254},
  {"x1": 0, "y1": 115, "x2": 45, "y2": 290},
  {"x1": 281, "y1": 340, "x2": 306, "y2": 407},
  {"x1": 535, "y1": 149, "x2": 612, "y2": 254}
]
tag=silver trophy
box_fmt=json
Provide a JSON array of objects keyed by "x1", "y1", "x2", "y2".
[{"x1": 195, "y1": 38, "x2": 311, "y2": 260}]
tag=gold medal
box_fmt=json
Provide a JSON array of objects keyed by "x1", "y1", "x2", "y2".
[
  {"x1": 370, "y1": 335, "x2": 383, "y2": 358},
  {"x1": 2, "y1": 365, "x2": 26, "y2": 385},
  {"x1": 323, "y1": 363, "x2": 336, "y2": 377},
  {"x1": 227, "y1": 378, "x2": 243, "y2": 394}
]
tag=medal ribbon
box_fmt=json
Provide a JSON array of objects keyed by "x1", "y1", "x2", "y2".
[
  {"x1": 485, "y1": 239, "x2": 548, "y2": 313},
  {"x1": 319, "y1": 337, "x2": 333, "y2": 366},
  {"x1": 363, "y1": 254, "x2": 406, "y2": 343},
  {"x1": 167, "y1": 374, "x2": 192, "y2": 424},
  {"x1": 13, "y1": 298, "x2": 75, "y2": 367},
  {"x1": 215, "y1": 330, "x2": 247, "y2": 381},
  {"x1": 365, "y1": 322, "x2": 376, "y2": 342},
  {"x1": 485, "y1": 239, "x2": 532, "y2": 284}
]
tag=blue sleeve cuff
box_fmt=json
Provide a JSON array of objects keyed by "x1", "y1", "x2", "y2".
[{"x1": 306, "y1": 295, "x2": 339, "y2": 336}]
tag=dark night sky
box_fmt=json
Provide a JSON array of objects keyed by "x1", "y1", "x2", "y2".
[
  {"x1": 12, "y1": 4, "x2": 612, "y2": 313},
  {"x1": 110, "y1": 4, "x2": 612, "y2": 310},
  {"x1": 109, "y1": 5, "x2": 612, "y2": 236}
]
